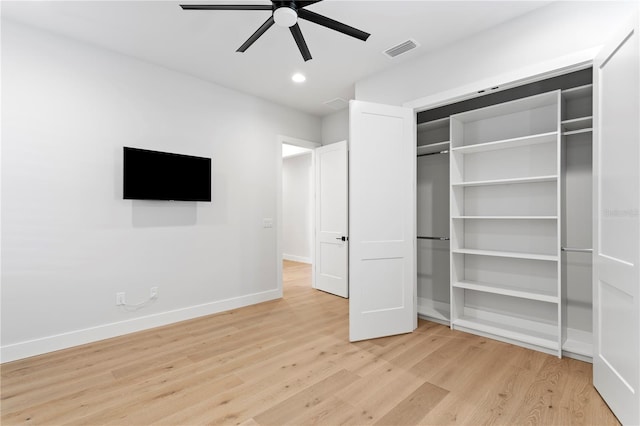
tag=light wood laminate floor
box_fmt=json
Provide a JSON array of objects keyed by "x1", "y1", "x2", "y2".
[{"x1": 1, "y1": 260, "x2": 618, "y2": 425}]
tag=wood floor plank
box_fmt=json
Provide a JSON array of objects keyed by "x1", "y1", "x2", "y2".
[
  {"x1": 560, "y1": 361, "x2": 609, "y2": 425},
  {"x1": 253, "y1": 369, "x2": 360, "y2": 425},
  {"x1": 334, "y1": 361, "x2": 426, "y2": 423},
  {"x1": 462, "y1": 350, "x2": 549, "y2": 425},
  {"x1": 156, "y1": 337, "x2": 359, "y2": 424},
  {"x1": 285, "y1": 396, "x2": 362, "y2": 426},
  {"x1": 374, "y1": 381, "x2": 450, "y2": 425},
  {"x1": 185, "y1": 331, "x2": 381, "y2": 425},
  {"x1": 408, "y1": 334, "x2": 487, "y2": 383},
  {"x1": 510, "y1": 356, "x2": 572, "y2": 425},
  {"x1": 397, "y1": 343, "x2": 518, "y2": 425},
  {"x1": 422, "y1": 345, "x2": 548, "y2": 425},
  {"x1": 0, "y1": 261, "x2": 619, "y2": 425}
]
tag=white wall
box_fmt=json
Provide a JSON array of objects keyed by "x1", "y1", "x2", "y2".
[
  {"x1": 282, "y1": 153, "x2": 312, "y2": 263},
  {"x1": 321, "y1": 109, "x2": 349, "y2": 145},
  {"x1": 355, "y1": 1, "x2": 638, "y2": 107},
  {"x1": 1, "y1": 20, "x2": 321, "y2": 361}
]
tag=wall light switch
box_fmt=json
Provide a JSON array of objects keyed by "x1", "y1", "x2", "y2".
[
  {"x1": 263, "y1": 218, "x2": 273, "y2": 228},
  {"x1": 116, "y1": 292, "x2": 126, "y2": 306}
]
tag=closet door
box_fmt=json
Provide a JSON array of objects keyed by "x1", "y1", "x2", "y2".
[
  {"x1": 349, "y1": 100, "x2": 416, "y2": 341},
  {"x1": 593, "y1": 12, "x2": 640, "y2": 425}
]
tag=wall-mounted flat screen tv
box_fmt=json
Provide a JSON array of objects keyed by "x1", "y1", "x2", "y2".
[{"x1": 123, "y1": 147, "x2": 211, "y2": 202}]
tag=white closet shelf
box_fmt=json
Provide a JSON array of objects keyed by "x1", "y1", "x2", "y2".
[
  {"x1": 563, "y1": 128, "x2": 593, "y2": 136},
  {"x1": 453, "y1": 316, "x2": 558, "y2": 351},
  {"x1": 451, "y1": 131, "x2": 557, "y2": 154},
  {"x1": 452, "y1": 216, "x2": 557, "y2": 220},
  {"x1": 562, "y1": 84, "x2": 593, "y2": 101},
  {"x1": 417, "y1": 141, "x2": 450, "y2": 156},
  {"x1": 452, "y1": 175, "x2": 557, "y2": 187},
  {"x1": 452, "y1": 248, "x2": 558, "y2": 261},
  {"x1": 561, "y1": 116, "x2": 593, "y2": 132},
  {"x1": 417, "y1": 116, "x2": 449, "y2": 131},
  {"x1": 453, "y1": 280, "x2": 558, "y2": 303}
]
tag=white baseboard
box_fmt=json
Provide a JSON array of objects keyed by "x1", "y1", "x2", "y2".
[
  {"x1": 1, "y1": 288, "x2": 281, "y2": 363},
  {"x1": 282, "y1": 254, "x2": 312, "y2": 264}
]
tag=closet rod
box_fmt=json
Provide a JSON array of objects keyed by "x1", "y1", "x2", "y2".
[
  {"x1": 561, "y1": 247, "x2": 593, "y2": 253},
  {"x1": 417, "y1": 236, "x2": 450, "y2": 241},
  {"x1": 417, "y1": 150, "x2": 449, "y2": 158}
]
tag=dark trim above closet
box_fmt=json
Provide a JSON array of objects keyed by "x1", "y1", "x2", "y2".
[{"x1": 417, "y1": 68, "x2": 592, "y2": 124}]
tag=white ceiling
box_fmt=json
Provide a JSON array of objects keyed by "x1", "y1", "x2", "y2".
[{"x1": 1, "y1": 0, "x2": 553, "y2": 116}]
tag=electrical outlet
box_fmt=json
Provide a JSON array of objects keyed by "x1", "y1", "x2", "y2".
[
  {"x1": 150, "y1": 287, "x2": 159, "y2": 299},
  {"x1": 116, "y1": 292, "x2": 126, "y2": 306}
]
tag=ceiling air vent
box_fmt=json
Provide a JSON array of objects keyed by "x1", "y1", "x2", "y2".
[
  {"x1": 384, "y1": 39, "x2": 419, "y2": 58},
  {"x1": 323, "y1": 98, "x2": 349, "y2": 110}
]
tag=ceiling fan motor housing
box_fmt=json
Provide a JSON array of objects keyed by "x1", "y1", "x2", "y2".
[{"x1": 273, "y1": 6, "x2": 298, "y2": 28}]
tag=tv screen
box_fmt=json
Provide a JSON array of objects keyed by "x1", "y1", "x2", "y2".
[{"x1": 123, "y1": 147, "x2": 211, "y2": 202}]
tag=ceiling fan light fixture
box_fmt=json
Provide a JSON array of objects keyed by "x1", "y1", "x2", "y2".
[{"x1": 273, "y1": 7, "x2": 297, "y2": 27}]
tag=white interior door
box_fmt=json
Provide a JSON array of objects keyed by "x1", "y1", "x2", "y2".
[
  {"x1": 349, "y1": 100, "x2": 416, "y2": 342},
  {"x1": 314, "y1": 141, "x2": 348, "y2": 298},
  {"x1": 593, "y1": 12, "x2": 640, "y2": 425}
]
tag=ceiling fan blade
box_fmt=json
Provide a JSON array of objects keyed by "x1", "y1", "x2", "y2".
[
  {"x1": 290, "y1": 23, "x2": 312, "y2": 62},
  {"x1": 296, "y1": 1, "x2": 323, "y2": 7},
  {"x1": 180, "y1": 4, "x2": 272, "y2": 11},
  {"x1": 298, "y1": 9, "x2": 370, "y2": 41},
  {"x1": 237, "y1": 16, "x2": 275, "y2": 52}
]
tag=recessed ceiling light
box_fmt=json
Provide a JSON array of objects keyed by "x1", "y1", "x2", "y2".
[{"x1": 292, "y1": 73, "x2": 306, "y2": 83}]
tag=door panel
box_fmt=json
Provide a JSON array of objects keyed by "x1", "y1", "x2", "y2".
[
  {"x1": 593, "y1": 12, "x2": 640, "y2": 425},
  {"x1": 349, "y1": 100, "x2": 416, "y2": 342},
  {"x1": 315, "y1": 141, "x2": 348, "y2": 298}
]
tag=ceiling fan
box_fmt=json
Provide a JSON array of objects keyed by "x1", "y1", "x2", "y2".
[{"x1": 180, "y1": 1, "x2": 371, "y2": 62}]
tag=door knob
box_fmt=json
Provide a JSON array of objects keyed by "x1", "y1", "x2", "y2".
[{"x1": 335, "y1": 236, "x2": 348, "y2": 241}]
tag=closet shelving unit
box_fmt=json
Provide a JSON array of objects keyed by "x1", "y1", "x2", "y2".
[
  {"x1": 561, "y1": 85, "x2": 593, "y2": 134},
  {"x1": 417, "y1": 117, "x2": 450, "y2": 155},
  {"x1": 415, "y1": 73, "x2": 595, "y2": 360},
  {"x1": 449, "y1": 91, "x2": 563, "y2": 356},
  {"x1": 416, "y1": 117, "x2": 451, "y2": 324},
  {"x1": 560, "y1": 83, "x2": 594, "y2": 360}
]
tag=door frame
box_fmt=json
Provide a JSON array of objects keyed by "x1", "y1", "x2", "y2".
[
  {"x1": 276, "y1": 135, "x2": 321, "y2": 296},
  {"x1": 404, "y1": 49, "x2": 597, "y2": 113}
]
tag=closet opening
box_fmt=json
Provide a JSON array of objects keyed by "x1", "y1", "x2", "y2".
[{"x1": 416, "y1": 66, "x2": 594, "y2": 360}]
